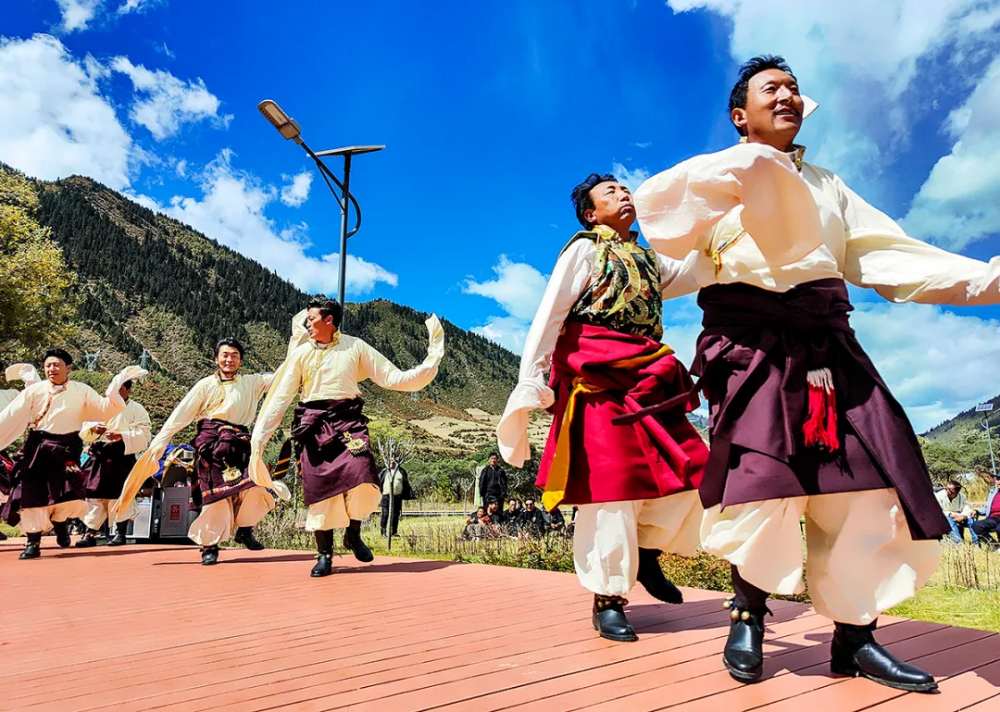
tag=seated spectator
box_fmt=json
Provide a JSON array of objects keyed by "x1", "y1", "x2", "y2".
[
  {"x1": 547, "y1": 506, "x2": 566, "y2": 535},
  {"x1": 466, "y1": 507, "x2": 487, "y2": 526},
  {"x1": 971, "y1": 476, "x2": 1000, "y2": 548},
  {"x1": 936, "y1": 479, "x2": 976, "y2": 544},
  {"x1": 463, "y1": 505, "x2": 499, "y2": 540},
  {"x1": 497, "y1": 498, "x2": 523, "y2": 536},
  {"x1": 521, "y1": 497, "x2": 546, "y2": 537}
]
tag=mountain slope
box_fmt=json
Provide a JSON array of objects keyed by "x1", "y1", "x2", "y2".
[{"x1": 19, "y1": 171, "x2": 518, "y2": 434}]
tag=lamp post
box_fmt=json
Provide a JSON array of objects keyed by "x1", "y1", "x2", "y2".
[
  {"x1": 257, "y1": 99, "x2": 383, "y2": 321},
  {"x1": 977, "y1": 403, "x2": 997, "y2": 478}
]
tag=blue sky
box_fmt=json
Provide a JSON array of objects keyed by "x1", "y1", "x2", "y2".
[{"x1": 2, "y1": 0, "x2": 1000, "y2": 430}]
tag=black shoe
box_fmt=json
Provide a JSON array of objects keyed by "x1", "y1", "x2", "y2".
[
  {"x1": 343, "y1": 521, "x2": 374, "y2": 563},
  {"x1": 75, "y1": 530, "x2": 99, "y2": 548},
  {"x1": 20, "y1": 539, "x2": 41, "y2": 560},
  {"x1": 107, "y1": 522, "x2": 129, "y2": 547},
  {"x1": 0, "y1": 529, "x2": 7, "y2": 541},
  {"x1": 722, "y1": 598, "x2": 768, "y2": 683},
  {"x1": 201, "y1": 545, "x2": 220, "y2": 566},
  {"x1": 592, "y1": 595, "x2": 638, "y2": 642},
  {"x1": 234, "y1": 527, "x2": 265, "y2": 551},
  {"x1": 311, "y1": 529, "x2": 334, "y2": 577},
  {"x1": 831, "y1": 621, "x2": 938, "y2": 692},
  {"x1": 636, "y1": 548, "x2": 684, "y2": 604},
  {"x1": 52, "y1": 521, "x2": 71, "y2": 548}
]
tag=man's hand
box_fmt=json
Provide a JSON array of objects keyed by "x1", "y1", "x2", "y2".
[
  {"x1": 106, "y1": 431, "x2": 123, "y2": 442},
  {"x1": 93, "y1": 424, "x2": 108, "y2": 436}
]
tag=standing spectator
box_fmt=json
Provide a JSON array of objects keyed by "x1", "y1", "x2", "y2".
[
  {"x1": 479, "y1": 453, "x2": 508, "y2": 508},
  {"x1": 379, "y1": 459, "x2": 414, "y2": 537},
  {"x1": 971, "y1": 476, "x2": 1000, "y2": 548},
  {"x1": 521, "y1": 497, "x2": 547, "y2": 537},
  {"x1": 935, "y1": 480, "x2": 976, "y2": 545}
]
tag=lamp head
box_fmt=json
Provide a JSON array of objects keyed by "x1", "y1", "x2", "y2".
[{"x1": 258, "y1": 100, "x2": 302, "y2": 143}]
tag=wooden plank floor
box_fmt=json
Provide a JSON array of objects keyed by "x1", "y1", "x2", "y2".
[{"x1": 1, "y1": 537, "x2": 998, "y2": 711}]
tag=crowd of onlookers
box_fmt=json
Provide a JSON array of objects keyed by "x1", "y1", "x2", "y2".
[
  {"x1": 463, "y1": 497, "x2": 574, "y2": 540},
  {"x1": 937, "y1": 474, "x2": 1000, "y2": 549}
]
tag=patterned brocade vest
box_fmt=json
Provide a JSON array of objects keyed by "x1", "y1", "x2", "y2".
[{"x1": 565, "y1": 225, "x2": 663, "y2": 340}]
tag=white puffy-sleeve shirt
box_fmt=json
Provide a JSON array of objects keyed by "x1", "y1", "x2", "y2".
[
  {"x1": 80, "y1": 399, "x2": 153, "y2": 456},
  {"x1": 495, "y1": 238, "x2": 698, "y2": 467},
  {"x1": 635, "y1": 143, "x2": 1000, "y2": 303}
]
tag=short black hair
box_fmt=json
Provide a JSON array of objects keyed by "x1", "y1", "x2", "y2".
[
  {"x1": 307, "y1": 298, "x2": 344, "y2": 329},
  {"x1": 488, "y1": 452, "x2": 498, "y2": 459},
  {"x1": 122, "y1": 380, "x2": 133, "y2": 390},
  {"x1": 729, "y1": 55, "x2": 796, "y2": 136},
  {"x1": 214, "y1": 337, "x2": 245, "y2": 359},
  {"x1": 948, "y1": 479, "x2": 963, "y2": 490},
  {"x1": 43, "y1": 348, "x2": 73, "y2": 367},
  {"x1": 571, "y1": 173, "x2": 617, "y2": 229}
]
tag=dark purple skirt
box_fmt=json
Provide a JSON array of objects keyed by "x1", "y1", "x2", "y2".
[
  {"x1": 692, "y1": 279, "x2": 948, "y2": 541},
  {"x1": 2, "y1": 430, "x2": 85, "y2": 526},
  {"x1": 192, "y1": 419, "x2": 255, "y2": 505},
  {"x1": 83, "y1": 440, "x2": 137, "y2": 500},
  {"x1": 292, "y1": 398, "x2": 378, "y2": 506}
]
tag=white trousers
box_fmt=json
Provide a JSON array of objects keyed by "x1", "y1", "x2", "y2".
[
  {"x1": 573, "y1": 489, "x2": 703, "y2": 597},
  {"x1": 305, "y1": 483, "x2": 382, "y2": 532},
  {"x1": 701, "y1": 488, "x2": 941, "y2": 625},
  {"x1": 188, "y1": 487, "x2": 275, "y2": 547},
  {"x1": 19, "y1": 500, "x2": 89, "y2": 534},
  {"x1": 82, "y1": 498, "x2": 138, "y2": 530}
]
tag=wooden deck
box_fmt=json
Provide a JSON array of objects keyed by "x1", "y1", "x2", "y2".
[{"x1": 1, "y1": 537, "x2": 998, "y2": 711}]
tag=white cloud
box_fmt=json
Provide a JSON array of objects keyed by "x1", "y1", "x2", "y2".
[
  {"x1": 110, "y1": 57, "x2": 232, "y2": 140},
  {"x1": 463, "y1": 256, "x2": 549, "y2": 321},
  {"x1": 117, "y1": 0, "x2": 162, "y2": 14},
  {"x1": 0, "y1": 34, "x2": 133, "y2": 189},
  {"x1": 174, "y1": 158, "x2": 187, "y2": 178},
  {"x1": 852, "y1": 302, "x2": 1000, "y2": 432},
  {"x1": 632, "y1": 141, "x2": 653, "y2": 149},
  {"x1": 612, "y1": 162, "x2": 651, "y2": 193},
  {"x1": 901, "y1": 54, "x2": 1000, "y2": 251},
  {"x1": 55, "y1": 0, "x2": 102, "y2": 33},
  {"x1": 132, "y1": 150, "x2": 397, "y2": 296},
  {"x1": 472, "y1": 316, "x2": 531, "y2": 353},
  {"x1": 280, "y1": 170, "x2": 312, "y2": 208},
  {"x1": 665, "y1": 1, "x2": 1000, "y2": 196}
]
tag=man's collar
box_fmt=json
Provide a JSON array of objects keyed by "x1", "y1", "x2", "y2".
[
  {"x1": 739, "y1": 136, "x2": 807, "y2": 171},
  {"x1": 215, "y1": 371, "x2": 238, "y2": 384},
  {"x1": 591, "y1": 224, "x2": 638, "y2": 244},
  {"x1": 310, "y1": 331, "x2": 342, "y2": 350}
]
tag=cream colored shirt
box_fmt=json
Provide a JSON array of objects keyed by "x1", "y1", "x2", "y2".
[
  {"x1": 253, "y1": 334, "x2": 439, "y2": 450},
  {"x1": 496, "y1": 238, "x2": 698, "y2": 467},
  {"x1": 634, "y1": 142, "x2": 1000, "y2": 304},
  {"x1": 146, "y1": 372, "x2": 274, "y2": 459},
  {"x1": 935, "y1": 489, "x2": 973, "y2": 518},
  {"x1": 0, "y1": 365, "x2": 144, "y2": 447},
  {"x1": 80, "y1": 399, "x2": 152, "y2": 456}
]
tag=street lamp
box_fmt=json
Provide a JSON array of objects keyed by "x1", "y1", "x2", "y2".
[
  {"x1": 257, "y1": 99, "x2": 384, "y2": 320},
  {"x1": 977, "y1": 403, "x2": 998, "y2": 477}
]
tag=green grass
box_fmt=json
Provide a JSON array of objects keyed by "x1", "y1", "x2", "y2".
[{"x1": 889, "y1": 583, "x2": 1000, "y2": 632}]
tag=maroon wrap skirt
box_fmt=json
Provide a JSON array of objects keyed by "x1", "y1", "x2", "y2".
[
  {"x1": 2, "y1": 430, "x2": 84, "y2": 526},
  {"x1": 83, "y1": 440, "x2": 137, "y2": 500},
  {"x1": 192, "y1": 418, "x2": 256, "y2": 505}
]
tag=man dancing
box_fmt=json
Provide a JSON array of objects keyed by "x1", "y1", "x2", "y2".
[
  {"x1": 497, "y1": 174, "x2": 709, "y2": 642},
  {"x1": 76, "y1": 379, "x2": 151, "y2": 548},
  {"x1": 113, "y1": 339, "x2": 275, "y2": 565},
  {"x1": 0, "y1": 349, "x2": 143, "y2": 559},
  {"x1": 633, "y1": 55, "x2": 1000, "y2": 692},
  {"x1": 249, "y1": 298, "x2": 444, "y2": 578}
]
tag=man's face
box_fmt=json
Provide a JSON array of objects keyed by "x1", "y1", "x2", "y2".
[
  {"x1": 306, "y1": 308, "x2": 336, "y2": 343},
  {"x1": 487, "y1": 502, "x2": 498, "y2": 513},
  {"x1": 733, "y1": 68, "x2": 804, "y2": 149},
  {"x1": 508, "y1": 500, "x2": 518, "y2": 511},
  {"x1": 43, "y1": 357, "x2": 70, "y2": 385},
  {"x1": 119, "y1": 384, "x2": 132, "y2": 402},
  {"x1": 946, "y1": 484, "x2": 961, "y2": 500},
  {"x1": 585, "y1": 181, "x2": 635, "y2": 233},
  {"x1": 488, "y1": 455, "x2": 498, "y2": 467},
  {"x1": 216, "y1": 346, "x2": 242, "y2": 377},
  {"x1": 525, "y1": 499, "x2": 535, "y2": 511}
]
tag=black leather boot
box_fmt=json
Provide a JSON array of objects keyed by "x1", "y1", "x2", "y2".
[
  {"x1": 343, "y1": 520, "x2": 374, "y2": 563},
  {"x1": 20, "y1": 532, "x2": 41, "y2": 559},
  {"x1": 52, "y1": 520, "x2": 71, "y2": 548},
  {"x1": 0, "y1": 529, "x2": 7, "y2": 541},
  {"x1": 234, "y1": 527, "x2": 265, "y2": 551},
  {"x1": 592, "y1": 595, "x2": 638, "y2": 642},
  {"x1": 636, "y1": 548, "x2": 684, "y2": 604},
  {"x1": 201, "y1": 545, "x2": 220, "y2": 565},
  {"x1": 831, "y1": 620, "x2": 937, "y2": 692},
  {"x1": 107, "y1": 521, "x2": 129, "y2": 547},
  {"x1": 723, "y1": 566, "x2": 771, "y2": 683},
  {"x1": 311, "y1": 530, "x2": 334, "y2": 577},
  {"x1": 75, "y1": 529, "x2": 100, "y2": 548}
]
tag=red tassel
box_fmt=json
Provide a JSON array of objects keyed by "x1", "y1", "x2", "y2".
[{"x1": 803, "y1": 368, "x2": 839, "y2": 452}]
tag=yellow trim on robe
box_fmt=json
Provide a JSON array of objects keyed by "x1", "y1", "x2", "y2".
[{"x1": 541, "y1": 343, "x2": 674, "y2": 511}]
